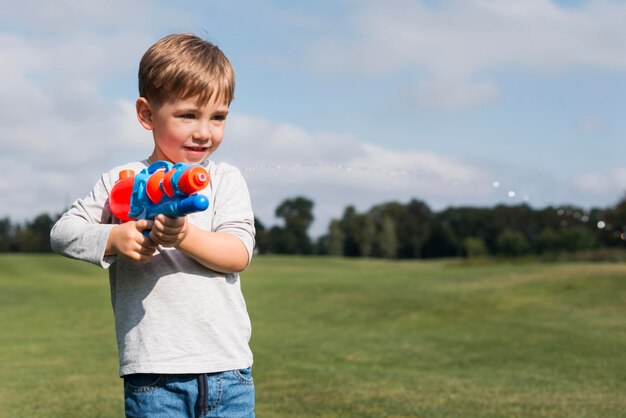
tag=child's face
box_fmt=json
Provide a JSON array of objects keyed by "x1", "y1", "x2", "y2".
[{"x1": 137, "y1": 95, "x2": 229, "y2": 164}]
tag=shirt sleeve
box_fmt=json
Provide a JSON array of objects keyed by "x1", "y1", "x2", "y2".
[
  {"x1": 50, "y1": 172, "x2": 118, "y2": 269},
  {"x1": 211, "y1": 166, "x2": 256, "y2": 264}
]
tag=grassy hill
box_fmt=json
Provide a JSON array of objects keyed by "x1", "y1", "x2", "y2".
[{"x1": 0, "y1": 254, "x2": 625, "y2": 417}]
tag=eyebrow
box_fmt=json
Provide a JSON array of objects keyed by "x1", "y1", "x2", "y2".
[
  {"x1": 177, "y1": 107, "x2": 229, "y2": 116},
  {"x1": 177, "y1": 107, "x2": 200, "y2": 113}
]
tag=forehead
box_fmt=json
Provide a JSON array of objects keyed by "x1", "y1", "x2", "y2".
[{"x1": 164, "y1": 95, "x2": 230, "y2": 111}]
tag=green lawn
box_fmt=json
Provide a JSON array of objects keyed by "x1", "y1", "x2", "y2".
[{"x1": 0, "y1": 254, "x2": 625, "y2": 417}]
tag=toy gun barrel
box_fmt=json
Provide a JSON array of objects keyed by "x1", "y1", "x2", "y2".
[{"x1": 144, "y1": 194, "x2": 209, "y2": 219}]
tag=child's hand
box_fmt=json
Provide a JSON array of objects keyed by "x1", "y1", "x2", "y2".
[
  {"x1": 149, "y1": 214, "x2": 188, "y2": 248},
  {"x1": 106, "y1": 220, "x2": 157, "y2": 263}
]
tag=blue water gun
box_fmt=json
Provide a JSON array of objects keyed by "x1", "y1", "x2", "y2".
[{"x1": 109, "y1": 161, "x2": 210, "y2": 223}]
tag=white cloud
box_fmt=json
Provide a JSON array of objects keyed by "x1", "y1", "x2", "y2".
[
  {"x1": 220, "y1": 114, "x2": 498, "y2": 235},
  {"x1": 0, "y1": 33, "x2": 152, "y2": 220},
  {"x1": 573, "y1": 168, "x2": 626, "y2": 199},
  {"x1": 0, "y1": 0, "x2": 184, "y2": 33},
  {"x1": 405, "y1": 77, "x2": 499, "y2": 111},
  {"x1": 305, "y1": 0, "x2": 626, "y2": 110}
]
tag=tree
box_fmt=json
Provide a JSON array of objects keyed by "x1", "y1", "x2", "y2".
[
  {"x1": 404, "y1": 199, "x2": 435, "y2": 257},
  {"x1": 13, "y1": 213, "x2": 57, "y2": 252},
  {"x1": 368, "y1": 199, "x2": 434, "y2": 258},
  {"x1": 357, "y1": 215, "x2": 376, "y2": 257},
  {"x1": 439, "y1": 207, "x2": 496, "y2": 252},
  {"x1": 538, "y1": 228, "x2": 561, "y2": 255},
  {"x1": 340, "y1": 206, "x2": 361, "y2": 257},
  {"x1": 270, "y1": 196, "x2": 314, "y2": 254},
  {"x1": 602, "y1": 194, "x2": 626, "y2": 247},
  {"x1": 377, "y1": 215, "x2": 398, "y2": 259},
  {"x1": 0, "y1": 217, "x2": 12, "y2": 252},
  {"x1": 421, "y1": 220, "x2": 459, "y2": 258},
  {"x1": 327, "y1": 219, "x2": 344, "y2": 256},
  {"x1": 253, "y1": 217, "x2": 269, "y2": 254},
  {"x1": 463, "y1": 237, "x2": 489, "y2": 258},
  {"x1": 495, "y1": 228, "x2": 530, "y2": 257}
]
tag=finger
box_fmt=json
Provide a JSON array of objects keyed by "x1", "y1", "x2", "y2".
[
  {"x1": 138, "y1": 244, "x2": 156, "y2": 255},
  {"x1": 156, "y1": 224, "x2": 184, "y2": 237},
  {"x1": 153, "y1": 217, "x2": 181, "y2": 231},
  {"x1": 148, "y1": 229, "x2": 160, "y2": 244},
  {"x1": 137, "y1": 253, "x2": 153, "y2": 264},
  {"x1": 151, "y1": 217, "x2": 180, "y2": 234},
  {"x1": 162, "y1": 216, "x2": 184, "y2": 227},
  {"x1": 154, "y1": 214, "x2": 171, "y2": 227},
  {"x1": 141, "y1": 234, "x2": 157, "y2": 248},
  {"x1": 127, "y1": 250, "x2": 150, "y2": 263},
  {"x1": 151, "y1": 217, "x2": 166, "y2": 233},
  {"x1": 130, "y1": 244, "x2": 155, "y2": 262},
  {"x1": 136, "y1": 219, "x2": 154, "y2": 231}
]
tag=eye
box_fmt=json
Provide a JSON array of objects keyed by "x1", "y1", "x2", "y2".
[
  {"x1": 180, "y1": 113, "x2": 196, "y2": 120},
  {"x1": 212, "y1": 113, "x2": 228, "y2": 122}
]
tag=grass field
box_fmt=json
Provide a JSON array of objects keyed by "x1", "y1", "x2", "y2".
[{"x1": 0, "y1": 254, "x2": 625, "y2": 417}]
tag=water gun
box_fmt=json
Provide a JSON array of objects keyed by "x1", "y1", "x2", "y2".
[{"x1": 109, "y1": 161, "x2": 210, "y2": 224}]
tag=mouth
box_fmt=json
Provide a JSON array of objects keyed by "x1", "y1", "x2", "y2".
[{"x1": 184, "y1": 146, "x2": 209, "y2": 153}]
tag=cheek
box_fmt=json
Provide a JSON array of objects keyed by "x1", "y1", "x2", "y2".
[
  {"x1": 213, "y1": 128, "x2": 226, "y2": 144},
  {"x1": 161, "y1": 125, "x2": 188, "y2": 143}
]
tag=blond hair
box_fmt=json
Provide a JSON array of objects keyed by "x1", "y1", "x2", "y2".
[{"x1": 138, "y1": 33, "x2": 235, "y2": 105}]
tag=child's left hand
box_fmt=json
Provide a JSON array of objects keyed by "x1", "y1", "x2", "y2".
[{"x1": 150, "y1": 214, "x2": 188, "y2": 248}]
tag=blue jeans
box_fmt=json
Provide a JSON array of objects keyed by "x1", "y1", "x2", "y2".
[{"x1": 124, "y1": 368, "x2": 255, "y2": 418}]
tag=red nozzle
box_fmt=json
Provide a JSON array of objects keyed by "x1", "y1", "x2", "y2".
[{"x1": 178, "y1": 166, "x2": 210, "y2": 195}]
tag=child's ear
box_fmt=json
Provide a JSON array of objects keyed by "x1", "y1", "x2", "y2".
[{"x1": 136, "y1": 97, "x2": 154, "y2": 130}]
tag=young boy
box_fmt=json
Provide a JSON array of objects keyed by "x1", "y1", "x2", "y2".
[{"x1": 50, "y1": 34, "x2": 256, "y2": 418}]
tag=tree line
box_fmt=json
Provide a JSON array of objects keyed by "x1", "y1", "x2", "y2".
[
  {"x1": 254, "y1": 195, "x2": 626, "y2": 259},
  {"x1": 1, "y1": 195, "x2": 625, "y2": 258}
]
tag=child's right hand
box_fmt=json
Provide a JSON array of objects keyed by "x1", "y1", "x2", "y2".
[{"x1": 105, "y1": 220, "x2": 158, "y2": 263}]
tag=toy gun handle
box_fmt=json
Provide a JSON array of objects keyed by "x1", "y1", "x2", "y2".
[{"x1": 138, "y1": 194, "x2": 209, "y2": 238}]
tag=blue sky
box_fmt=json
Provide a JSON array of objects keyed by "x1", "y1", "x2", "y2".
[{"x1": 1, "y1": 0, "x2": 625, "y2": 236}]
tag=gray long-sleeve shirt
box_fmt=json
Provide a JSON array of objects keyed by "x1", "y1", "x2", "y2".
[{"x1": 51, "y1": 159, "x2": 255, "y2": 376}]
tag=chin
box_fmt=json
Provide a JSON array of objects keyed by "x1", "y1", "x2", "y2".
[{"x1": 184, "y1": 156, "x2": 209, "y2": 165}]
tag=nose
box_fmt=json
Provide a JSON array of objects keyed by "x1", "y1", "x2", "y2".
[{"x1": 192, "y1": 121, "x2": 212, "y2": 141}]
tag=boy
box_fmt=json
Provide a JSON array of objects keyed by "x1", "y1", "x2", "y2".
[{"x1": 51, "y1": 34, "x2": 256, "y2": 418}]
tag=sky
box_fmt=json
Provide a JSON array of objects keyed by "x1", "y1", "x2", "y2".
[{"x1": 1, "y1": 0, "x2": 626, "y2": 237}]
